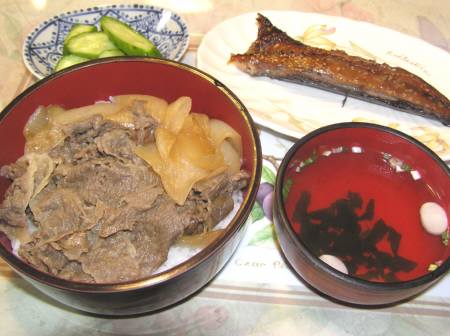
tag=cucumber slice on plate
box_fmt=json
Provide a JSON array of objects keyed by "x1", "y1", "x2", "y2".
[
  {"x1": 98, "y1": 49, "x2": 125, "y2": 58},
  {"x1": 65, "y1": 32, "x2": 117, "y2": 59},
  {"x1": 65, "y1": 24, "x2": 98, "y2": 40},
  {"x1": 54, "y1": 54, "x2": 89, "y2": 72},
  {"x1": 63, "y1": 24, "x2": 97, "y2": 54},
  {"x1": 100, "y1": 16, "x2": 162, "y2": 57}
]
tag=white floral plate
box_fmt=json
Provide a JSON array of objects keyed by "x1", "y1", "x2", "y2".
[
  {"x1": 23, "y1": 4, "x2": 189, "y2": 79},
  {"x1": 197, "y1": 11, "x2": 450, "y2": 161}
]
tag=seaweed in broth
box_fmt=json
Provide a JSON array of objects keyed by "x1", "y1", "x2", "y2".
[
  {"x1": 294, "y1": 191, "x2": 417, "y2": 281},
  {"x1": 283, "y1": 147, "x2": 448, "y2": 282}
]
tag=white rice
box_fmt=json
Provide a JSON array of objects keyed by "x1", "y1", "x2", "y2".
[
  {"x1": 11, "y1": 238, "x2": 21, "y2": 257},
  {"x1": 11, "y1": 218, "x2": 37, "y2": 257}
]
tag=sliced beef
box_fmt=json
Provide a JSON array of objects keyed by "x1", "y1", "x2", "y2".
[
  {"x1": 0, "y1": 159, "x2": 28, "y2": 180},
  {"x1": 231, "y1": 170, "x2": 250, "y2": 190},
  {"x1": 182, "y1": 172, "x2": 236, "y2": 234},
  {"x1": 182, "y1": 170, "x2": 249, "y2": 234},
  {"x1": 125, "y1": 221, "x2": 174, "y2": 278},
  {"x1": 0, "y1": 154, "x2": 54, "y2": 241},
  {"x1": 80, "y1": 231, "x2": 140, "y2": 283},
  {"x1": 49, "y1": 116, "x2": 105, "y2": 164},
  {"x1": 19, "y1": 241, "x2": 49, "y2": 273},
  {"x1": 148, "y1": 195, "x2": 191, "y2": 239},
  {"x1": 207, "y1": 193, "x2": 234, "y2": 227},
  {"x1": 97, "y1": 185, "x2": 163, "y2": 238},
  {"x1": 193, "y1": 173, "x2": 233, "y2": 201},
  {"x1": 29, "y1": 187, "x2": 93, "y2": 244},
  {"x1": 49, "y1": 116, "x2": 136, "y2": 165},
  {"x1": 95, "y1": 128, "x2": 136, "y2": 162},
  {"x1": 20, "y1": 241, "x2": 69, "y2": 276},
  {"x1": 95, "y1": 204, "x2": 131, "y2": 238},
  {"x1": 56, "y1": 231, "x2": 89, "y2": 260},
  {"x1": 52, "y1": 157, "x2": 160, "y2": 207},
  {"x1": 58, "y1": 261, "x2": 95, "y2": 283},
  {"x1": 0, "y1": 154, "x2": 55, "y2": 218},
  {"x1": 0, "y1": 103, "x2": 248, "y2": 283},
  {"x1": 35, "y1": 243, "x2": 68, "y2": 274},
  {"x1": 129, "y1": 100, "x2": 158, "y2": 146},
  {"x1": 122, "y1": 184, "x2": 164, "y2": 210}
]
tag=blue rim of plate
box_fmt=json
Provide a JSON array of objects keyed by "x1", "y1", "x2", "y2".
[{"x1": 22, "y1": 4, "x2": 190, "y2": 79}]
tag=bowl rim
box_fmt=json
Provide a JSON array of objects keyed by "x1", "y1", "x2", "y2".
[
  {"x1": 274, "y1": 121, "x2": 450, "y2": 291},
  {"x1": 0, "y1": 56, "x2": 262, "y2": 292}
]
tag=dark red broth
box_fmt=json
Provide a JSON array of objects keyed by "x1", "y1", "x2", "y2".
[{"x1": 283, "y1": 125, "x2": 449, "y2": 282}]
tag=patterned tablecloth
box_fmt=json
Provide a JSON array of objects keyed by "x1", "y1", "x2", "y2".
[{"x1": 0, "y1": 1, "x2": 449, "y2": 335}]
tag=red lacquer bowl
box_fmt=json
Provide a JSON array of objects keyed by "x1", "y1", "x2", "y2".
[
  {"x1": 0, "y1": 57, "x2": 262, "y2": 315},
  {"x1": 273, "y1": 122, "x2": 449, "y2": 306}
]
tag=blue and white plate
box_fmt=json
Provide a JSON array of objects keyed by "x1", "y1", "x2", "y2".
[{"x1": 23, "y1": 4, "x2": 189, "y2": 79}]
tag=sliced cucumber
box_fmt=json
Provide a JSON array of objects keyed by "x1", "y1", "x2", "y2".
[
  {"x1": 65, "y1": 32, "x2": 117, "y2": 59},
  {"x1": 100, "y1": 16, "x2": 162, "y2": 57},
  {"x1": 54, "y1": 54, "x2": 89, "y2": 72},
  {"x1": 98, "y1": 49, "x2": 125, "y2": 58},
  {"x1": 66, "y1": 24, "x2": 98, "y2": 40},
  {"x1": 63, "y1": 24, "x2": 97, "y2": 55}
]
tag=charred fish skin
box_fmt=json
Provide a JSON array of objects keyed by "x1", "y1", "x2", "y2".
[{"x1": 229, "y1": 14, "x2": 450, "y2": 126}]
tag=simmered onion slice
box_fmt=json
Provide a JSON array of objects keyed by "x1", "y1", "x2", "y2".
[
  {"x1": 24, "y1": 106, "x2": 66, "y2": 153},
  {"x1": 209, "y1": 119, "x2": 243, "y2": 157},
  {"x1": 112, "y1": 95, "x2": 168, "y2": 123},
  {"x1": 176, "y1": 230, "x2": 225, "y2": 248},
  {"x1": 135, "y1": 96, "x2": 242, "y2": 204},
  {"x1": 135, "y1": 143, "x2": 218, "y2": 205}
]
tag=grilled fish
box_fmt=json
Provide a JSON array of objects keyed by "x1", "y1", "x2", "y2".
[{"x1": 229, "y1": 14, "x2": 450, "y2": 125}]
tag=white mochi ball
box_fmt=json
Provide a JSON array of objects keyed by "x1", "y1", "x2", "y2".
[
  {"x1": 420, "y1": 202, "x2": 448, "y2": 235},
  {"x1": 319, "y1": 254, "x2": 348, "y2": 274}
]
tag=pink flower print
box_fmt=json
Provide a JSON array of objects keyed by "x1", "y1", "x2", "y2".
[
  {"x1": 340, "y1": 2, "x2": 375, "y2": 22},
  {"x1": 194, "y1": 305, "x2": 229, "y2": 331},
  {"x1": 417, "y1": 16, "x2": 449, "y2": 51}
]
